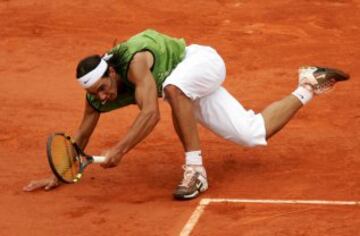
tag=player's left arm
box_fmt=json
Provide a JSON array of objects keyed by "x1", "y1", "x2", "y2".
[{"x1": 101, "y1": 51, "x2": 160, "y2": 168}]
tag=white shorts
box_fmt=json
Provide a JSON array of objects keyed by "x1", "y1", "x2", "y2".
[{"x1": 163, "y1": 44, "x2": 267, "y2": 147}]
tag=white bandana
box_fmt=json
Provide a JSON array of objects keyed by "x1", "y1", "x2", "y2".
[{"x1": 77, "y1": 59, "x2": 108, "y2": 88}]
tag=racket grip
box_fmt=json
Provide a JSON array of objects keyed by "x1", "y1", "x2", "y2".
[{"x1": 92, "y1": 156, "x2": 106, "y2": 163}]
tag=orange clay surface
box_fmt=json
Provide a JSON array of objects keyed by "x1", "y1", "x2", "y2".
[{"x1": 1, "y1": 0, "x2": 360, "y2": 235}]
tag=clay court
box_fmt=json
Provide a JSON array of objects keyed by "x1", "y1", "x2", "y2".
[{"x1": 1, "y1": 0, "x2": 360, "y2": 235}]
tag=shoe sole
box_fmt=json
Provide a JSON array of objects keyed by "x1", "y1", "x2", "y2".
[
  {"x1": 301, "y1": 66, "x2": 350, "y2": 82},
  {"x1": 321, "y1": 67, "x2": 350, "y2": 82},
  {"x1": 173, "y1": 182, "x2": 206, "y2": 200},
  {"x1": 174, "y1": 190, "x2": 200, "y2": 200}
]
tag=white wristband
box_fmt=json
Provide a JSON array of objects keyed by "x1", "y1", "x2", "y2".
[{"x1": 292, "y1": 86, "x2": 314, "y2": 105}]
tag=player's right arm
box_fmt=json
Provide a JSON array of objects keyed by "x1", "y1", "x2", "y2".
[
  {"x1": 23, "y1": 100, "x2": 100, "y2": 192},
  {"x1": 73, "y1": 98, "x2": 101, "y2": 149}
]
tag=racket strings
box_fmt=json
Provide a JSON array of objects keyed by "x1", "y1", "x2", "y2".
[{"x1": 50, "y1": 135, "x2": 80, "y2": 182}]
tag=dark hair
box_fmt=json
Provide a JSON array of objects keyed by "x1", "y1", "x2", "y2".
[{"x1": 76, "y1": 55, "x2": 109, "y2": 79}]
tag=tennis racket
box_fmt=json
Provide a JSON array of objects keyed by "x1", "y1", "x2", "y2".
[{"x1": 46, "y1": 132, "x2": 106, "y2": 184}]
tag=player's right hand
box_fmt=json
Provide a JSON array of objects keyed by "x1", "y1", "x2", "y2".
[{"x1": 23, "y1": 175, "x2": 61, "y2": 192}]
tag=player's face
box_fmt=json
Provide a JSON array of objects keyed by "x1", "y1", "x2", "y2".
[{"x1": 86, "y1": 69, "x2": 118, "y2": 104}]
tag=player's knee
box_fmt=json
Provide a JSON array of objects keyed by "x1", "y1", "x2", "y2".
[
  {"x1": 232, "y1": 130, "x2": 256, "y2": 147},
  {"x1": 164, "y1": 85, "x2": 186, "y2": 101},
  {"x1": 243, "y1": 130, "x2": 267, "y2": 147},
  {"x1": 232, "y1": 122, "x2": 267, "y2": 147},
  {"x1": 241, "y1": 136, "x2": 260, "y2": 147}
]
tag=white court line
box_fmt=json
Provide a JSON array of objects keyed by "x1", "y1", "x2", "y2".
[
  {"x1": 180, "y1": 199, "x2": 211, "y2": 236},
  {"x1": 180, "y1": 198, "x2": 360, "y2": 236}
]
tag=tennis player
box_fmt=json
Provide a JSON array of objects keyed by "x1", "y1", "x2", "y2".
[{"x1": 23, "y1": 29, "x2": 349, "y2": 199}]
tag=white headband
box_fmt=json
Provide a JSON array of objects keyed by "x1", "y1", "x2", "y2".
[{"x1": 78, "y1": 58, "x2": 108, "y2": 88}]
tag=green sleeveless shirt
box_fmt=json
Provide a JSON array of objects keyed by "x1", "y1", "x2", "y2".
[{"x1": 86, "y1": 29, "x2": 186, "y2": 113}]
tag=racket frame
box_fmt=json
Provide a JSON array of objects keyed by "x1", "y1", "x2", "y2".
[{"x1": 47, "y1": 132, "x2": 96, "y2": 184}]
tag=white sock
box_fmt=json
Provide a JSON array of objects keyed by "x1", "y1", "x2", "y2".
[
  {"x1": 185, "y1": 150, "x2": 203, "y2": 166},
  {"x1": 292, "y1": 86, "x2": 314, "y2": 105}
]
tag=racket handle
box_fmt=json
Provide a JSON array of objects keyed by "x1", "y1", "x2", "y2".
[{"x1": 92, "y1": 156, "x2": 106, "y2": 163}]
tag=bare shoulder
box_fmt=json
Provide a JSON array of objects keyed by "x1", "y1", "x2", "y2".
[
  {"x1": 128, "y1": 51, "x2": 154, "y2": 84},
  {"x1": 130, "y1": 51, "x2": 154, "y2": 70}
]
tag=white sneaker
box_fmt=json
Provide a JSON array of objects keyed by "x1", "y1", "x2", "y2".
[
  {"x1": 173, "y1": 165, "x2": 208, "y2": 200},
  {"x1": 298, "y1": 66, "x2": 349, "y2": 95}
]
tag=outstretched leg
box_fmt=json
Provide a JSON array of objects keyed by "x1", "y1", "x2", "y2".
[
  {"x1": 195, "y1": 66, "x2": 349, "y2": 146},
  {"x1": 262, "y1": 66, "x2": 349, "y2": 139},
  {"x1": 261, "y1": 95, "x2": 302, "y2": 139}
]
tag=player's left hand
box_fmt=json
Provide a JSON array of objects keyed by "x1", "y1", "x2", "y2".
[
  {"x1": 100, "y1": 148, "x2": 123, "y2": 168},
  {"x1": 23, "y1": 175, "x2": 61, "y2": 192}
]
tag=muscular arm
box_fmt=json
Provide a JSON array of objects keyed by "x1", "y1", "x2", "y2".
[
  {"x1": 73, "y1": 99, "x2": 100, "y2": 149},
  {"x1": 107, "y1": 51, "x2": 160, "y2": 159}
]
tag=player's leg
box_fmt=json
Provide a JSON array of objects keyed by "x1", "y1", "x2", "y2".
[
  {"x1": 261, "y1": 95, "x2": 302, "y2": 139},
  {"x1": 165, "y1": 85, "x2": 200, "y2": 152},
  {"x1": 164, "y1": 85, "x2": 208, "y2": 200},
  {"x1": 262, "y1": 66, "x2": 349, "y2": 139},
  {"x1": 194, "y1": 86, "x2": 268, "y2": 147},
  {"x1": 163, "y1": 44, "x2": 226, "y2": 200},
  {"x1": 195, "y1": 66, "x2": 349, "y2": 146},
  {"x1": 170, "y1": 106, "x2": 185, "y2": 148}
]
